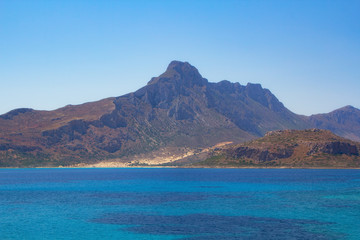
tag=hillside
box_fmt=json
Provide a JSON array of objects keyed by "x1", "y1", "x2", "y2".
[
  {"x1": 196, "y1": 129, "x2": 360, "y2": 168},
  {"x1": 309, "y1": 106, "x2": 360, "y2": 142},
  {"x1": 0, "y1": 61, "x2": 359, "y2": 167}
]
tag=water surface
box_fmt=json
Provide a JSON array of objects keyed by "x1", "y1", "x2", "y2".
[{"x1": 0, "y1": 168, "x2": 359, "y2": 239}]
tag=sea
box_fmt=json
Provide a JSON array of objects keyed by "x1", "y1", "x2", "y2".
[{"x1": 0, "y1": 168, "x2": 359, "y2": 240}]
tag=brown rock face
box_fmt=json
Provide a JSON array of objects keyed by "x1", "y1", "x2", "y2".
[
  {"x1": 199, "y1": 129, "x2": 360, "y2": 168},
  {"x1": 224, "y1": 146, "x2": 294, "y2": 162},
  {"x1": 307, "y1": 142, "x2": 358, "y2": 156}
]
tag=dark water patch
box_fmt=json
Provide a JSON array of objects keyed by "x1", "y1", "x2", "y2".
[
  {"x1": 88, "y1": 191, "x2": 250, "y2": 206},
  {"x1": 93, "y1": 213, "x2": 340, "y2": 239},
  {"x1": 198, "y1": 185, "x2": 223, "y2": 189},
  {"x1": 320, "y1": 198, "x2": 360, "y2": 209},
  {"x1": 321, "y1": 204, "x2": 354, "y2": 209},
  {"x1": 213, "y1": 193, "x2": 250, "y2": 199},
  {"x1": 89, "y1": 192, "x2": 209, "y2": 205}
]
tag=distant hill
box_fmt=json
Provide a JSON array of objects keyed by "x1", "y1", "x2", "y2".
[
  {"x1": 196, "y1": 129, "x2": 360, "y2": 168},
  {"x1": 309, "y1": 106, "x2": 360, "y2": 142},
  {"x1": 0, "y1": 61, "x2": 359, "y2": 167}
]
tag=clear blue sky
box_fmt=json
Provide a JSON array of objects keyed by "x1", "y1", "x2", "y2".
[{"x1": 1, "y1": 0, "x2": 359, "y2": 116}]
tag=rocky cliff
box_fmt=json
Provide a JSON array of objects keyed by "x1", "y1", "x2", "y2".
[{"x1": 197, "y1": 129, "x2": 360, "y2": 168}]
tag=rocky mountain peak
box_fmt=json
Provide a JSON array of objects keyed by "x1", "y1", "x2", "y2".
[
  {"x1": 338, "y1": 105, "x2": 357, "y2": 112},
  {"x1": 147, "y1": 61, "x2": 207, "y2": 87},
  {"x1": 243, "y1": 83, "x2": 284, "y2": 112}
]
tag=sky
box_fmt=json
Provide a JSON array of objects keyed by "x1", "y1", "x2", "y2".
[{"x1": 1, "y1": 0, "x2": 359, "y2": 116}]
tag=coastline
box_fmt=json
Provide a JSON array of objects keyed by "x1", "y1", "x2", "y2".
[{"x1": 1, "y1": 165, "x2": 359, "y2": 169}]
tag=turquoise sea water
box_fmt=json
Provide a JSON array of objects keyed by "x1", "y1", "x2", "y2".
[{"x1": 0, "y1": 168, "x2": 359, "y2": 239}]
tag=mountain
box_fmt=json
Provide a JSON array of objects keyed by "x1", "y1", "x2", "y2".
[
  {"x1": 309, "y1": 106, "x2": 360, "y2": 142},
  {"x1": 196, "y1": 129, "x2": 360, "y2": 168},
  {"x1": 0, "y1": 61, "x2": 359, "y2": 167}
]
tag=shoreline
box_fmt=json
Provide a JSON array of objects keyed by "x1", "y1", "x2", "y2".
[{"x1": 1, "y1": 166, "x2": 359, "y2": 170}]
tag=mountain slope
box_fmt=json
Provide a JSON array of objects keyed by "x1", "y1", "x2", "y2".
[
  {"x1": 196, "y1": 129, "x2": 360, "y2": 168},
  {"x1": 309, "y1": 106, "x2": 360, "y2": 142},
  {"x1": 0, "y1": 61, "x2": 359, "y2": 167}
]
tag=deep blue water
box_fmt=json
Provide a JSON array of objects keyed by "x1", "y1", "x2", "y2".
[{"x1": 0, "y1": 168, "x2": 359, "y2": 239}]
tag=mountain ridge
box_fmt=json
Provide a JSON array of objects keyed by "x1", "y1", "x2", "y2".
[{"x1": 0, "y1": 61, "x2": 359, "y2": 167}]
